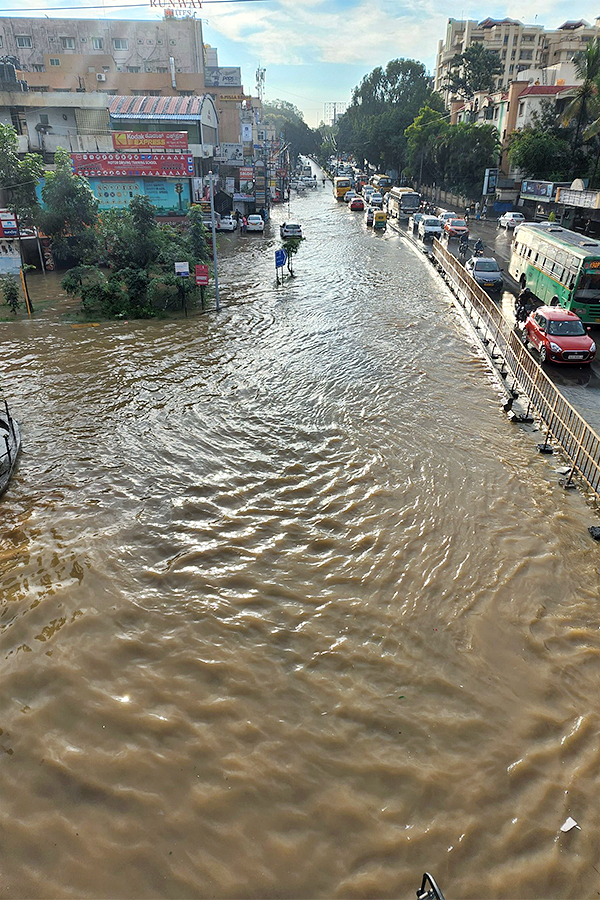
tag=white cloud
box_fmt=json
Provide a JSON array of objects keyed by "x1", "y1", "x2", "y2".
[{"x1": 206, "y1": 0, "x2": 446, "y2": 68}]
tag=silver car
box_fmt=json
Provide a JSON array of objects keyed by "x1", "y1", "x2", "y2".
[{"x1": 418, "y1": 216, "x2": 442, "y2": 241}]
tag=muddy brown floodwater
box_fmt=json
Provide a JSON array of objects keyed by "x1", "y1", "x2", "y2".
[{"x1": 2, "y1": 174, "x2": 600, "y2": 899}]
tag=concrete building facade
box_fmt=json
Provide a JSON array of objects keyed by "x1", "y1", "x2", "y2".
[
  {"x1": 0, "y1": 15, "x2": 205, "y2": 96},
  {"x1": 435, "y1": 17, "x2": 599, "y2": 107}
]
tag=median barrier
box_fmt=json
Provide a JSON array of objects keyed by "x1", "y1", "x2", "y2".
[{"x1": 432, "y1": 238, "x2": 600, "y2": 498}]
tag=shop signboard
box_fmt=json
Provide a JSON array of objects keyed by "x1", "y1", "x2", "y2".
[
  {"x1": 241, "y1": 123, "x2": 253, "y2": 142},
  {"x1": 195, "y1": 264, "x2": 209, "y2": 286},
  {"x1": 71, "y1": 152, "x2": 194, "y2": 178},
  {"x1": 520, "y1": 180, "x2": 556, "y2": 200},
  {"x1": 111, "y1": 131, "x2": 188, "y2": 151},
  {"x1": 0, "y1": 210, "x2": 18, "y2": 237}
]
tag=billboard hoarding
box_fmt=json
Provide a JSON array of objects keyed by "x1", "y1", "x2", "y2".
[
  {"x1": 112, "y1": 131, "x2": 188, "y2": 151},
  {"x1": 71, "y1": 152, "x2": 194, "y2": 178}
]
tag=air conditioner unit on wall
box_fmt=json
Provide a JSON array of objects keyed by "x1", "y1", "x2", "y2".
[{"x1": 96, "y1": 73, "x2": 106, "y2": 81}]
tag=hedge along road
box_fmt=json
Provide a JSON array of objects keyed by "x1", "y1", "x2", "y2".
[{"x1": 1, "y1": 178, "x2": 600, "y2": 899}]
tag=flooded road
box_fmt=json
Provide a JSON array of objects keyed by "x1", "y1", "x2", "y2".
[{"x1": 2, "y1": 174, "x2": 600, "y2": 899}]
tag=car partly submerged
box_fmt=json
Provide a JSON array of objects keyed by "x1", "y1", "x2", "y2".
[
  {"x1": 246, "y1": 215, "x2": 265, "y2": 232},
  {"x1": 280, "y1": 222, "x2": 303, "y2": 239}
]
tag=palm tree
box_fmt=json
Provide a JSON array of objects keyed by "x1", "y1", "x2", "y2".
[{"x1": 563, "y1": 38, "x2": 600, "y2": 151}]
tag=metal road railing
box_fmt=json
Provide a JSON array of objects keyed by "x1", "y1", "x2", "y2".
[{"x1": 432, "y1": 238, "x2": 600, "y2": 498}]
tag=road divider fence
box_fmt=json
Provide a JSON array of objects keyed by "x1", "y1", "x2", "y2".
[{"x1": 432, "y1": 238, "x2": 600, "y2": 499}]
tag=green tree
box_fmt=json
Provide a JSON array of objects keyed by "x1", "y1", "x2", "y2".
[
  {"x1": 405, "y1": 106, "x2": 448, "y2": 185},
  {"x1": 433, "y1": 122, "x2": 499, "y2": 196},
  {"x1": 1, "y1": 274, "x2": 20, "y2": 314},
  {"x1": 0, "y1": 123, "x2": 43, "y2": 226},
  {"x1": 508, "y1": 128, "x2": 572, "y2": 180},
  {"x1": 63, "y1": 197, "x2": 211, "y2": 319},
  {"x1": 445, "y1": 44, "x2": 503, "y2": 100},
  {"x1": 563, "y1": 38, "x2": 600, "y2": 152},
  {"x1": 263, "y1": 100, "x2": 321, "y2": 162},
  {"x1": 336, "y1": 59, "x2": 437, "y2": 172},
  {"x1": 38, "y1": 147, "x2": 99, "y2": 264}
]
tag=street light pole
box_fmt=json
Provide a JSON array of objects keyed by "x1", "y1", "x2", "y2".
[{"x1": 208, "y1": 170, "x2": 220, "y2": 312}]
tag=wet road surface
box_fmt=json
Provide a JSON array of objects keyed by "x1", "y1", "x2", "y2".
[{"x1": 1, "y1": 166, "x2": 600, "y2": 898}]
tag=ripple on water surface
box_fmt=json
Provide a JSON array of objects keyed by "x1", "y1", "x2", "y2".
[{"x1": 1, "y1": 178, "x2": 600, "y2": 898}]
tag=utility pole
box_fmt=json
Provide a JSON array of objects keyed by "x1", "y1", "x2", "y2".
[{"x1": 208, "y1": 170, "x2": 220, "y2": 312}]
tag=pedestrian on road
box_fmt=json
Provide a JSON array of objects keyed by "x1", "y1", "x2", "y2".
[
  {"x1": 464, "y1": 206, "x2": 470, "y2": 223},
  {"x1": 241, "y1": 216, "x2": 247, "y2": 233},
  {"x1": 482, "y1": 203, "x2": 488, "y2": 220}
]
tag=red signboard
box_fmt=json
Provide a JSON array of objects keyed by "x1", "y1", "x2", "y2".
[
  {"x1": 195, "y1": 264, "x2": 209, "y2": 286},
  {"x1": 112, "y1": 131, "x2": 189, "y2": 151},
  {"x1": 70, "y1": 152, "x2": 194, "y2": 178},
  {"x1": 239, "y1": 166, "x2": 254, "y2": 180}
]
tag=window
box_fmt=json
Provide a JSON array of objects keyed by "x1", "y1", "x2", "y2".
[
  {"x1": 49, "y1": 58, "x2": 60, "y2": 66},
  {"x1": 113, "y1": 38, "x2": 128, "y2": 50},
  {"x1": 0, "y1": 36, "x2": 4, "y2": 49},
  {"x1": 32, "y1": 63, "x2": 44, "y2": 72},
  {"x1": 126, "y1": 65, "x2": 140, "y2": 72},
  {"x1": 37, "y1": 86, "x2": 49, "y2": 92},
  {"x1": 102, "y1": 65, "x2": 110, "y2": 71},
  {"x1": 16, "y1": 35, "x2": 32, "y2": 48},
  {"x1": 520, "y1": 50, "x2": 533, "y2": 60},
  {"x1": 60, "y1": 37, "x2": 75, "y2": 49},
  {"x1": 39, "y1": 114, "x2": 49, "y2": 125},
  {"x1": 503, "y1": 35, "x2": 508, "y2": 44},
  {"x1": 157, "y1": 66, "x2": 168, "y2": 73},
  {"x1": 519, "y1": 102, "x2": 525, "y2": 116},
  {"x1": 92, "y1": 37, "x2": 103, "y2": 50}
]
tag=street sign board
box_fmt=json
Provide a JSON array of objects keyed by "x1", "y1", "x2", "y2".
[
  {"x1": 275, "y1": 248, "x2": 287, "y2": 268},
  {"x1": 175, "y1": 261, "x2": 190, "y2": 277},
  {"x1": 195, "y1": 263, "x2": 209, "y2": 285}
]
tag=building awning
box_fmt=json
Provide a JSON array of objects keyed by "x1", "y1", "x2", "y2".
[{"x1": 108, "y1": 94, "x2": 218, "y2": 127}]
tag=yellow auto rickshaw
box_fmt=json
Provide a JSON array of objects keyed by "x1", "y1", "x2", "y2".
[{"x1": 373, "y1": 210, "x2": 387, "y2": 230}]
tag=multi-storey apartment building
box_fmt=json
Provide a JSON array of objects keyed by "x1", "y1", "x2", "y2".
[
  {"x1": 435, "y1": 17, "x2": 599, "y2": 107},
  {"x1": 0, "y1": 15, "x2": 205, "y2": 96}
]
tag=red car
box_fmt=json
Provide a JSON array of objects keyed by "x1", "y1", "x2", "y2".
[
  {"x1": 349, "y1": 196, "x2": 365, "y2": 211},
  {"x1": 524, "y1": 305, "x2": 596, "y2": 364},
  {"x1": 444, "y1": 218, "x2": 469, "y2": 238}
]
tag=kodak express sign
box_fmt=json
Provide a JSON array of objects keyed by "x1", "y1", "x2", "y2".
[{"x1": 111, "y1": 131, "x2": 189, "y2": 151}]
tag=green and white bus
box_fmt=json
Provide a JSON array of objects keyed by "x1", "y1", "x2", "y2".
[{"x1": 509, "y1": 223, "x2": 600, "y2": 323}]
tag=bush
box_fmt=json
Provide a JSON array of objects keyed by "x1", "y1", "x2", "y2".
[{"x1": 1, "y1": 274, "x2": 20, "y2": 314}]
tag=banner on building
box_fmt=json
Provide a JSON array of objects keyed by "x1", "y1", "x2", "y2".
[
  {"x1": 71, "y1": 152, "x2": 194, "y2": 178},
  {"x1": 204, "y1": 66, "x2": 242, "y2": 87},
  {"x1": 216, "y1": 143, "x2": 244, "y2": 165},
  {"x1": 112, "y1": 131, "x2": 189, "y2": 151},
  {"x1": 241, "y1": 123, "x2": 253, "y2": 142},
  {"x1": 225, "y1": 177, "x2": 235, "y2": 195},
  {"x1": 0, "y1": 210, "x2": 18, "y2": 237}
]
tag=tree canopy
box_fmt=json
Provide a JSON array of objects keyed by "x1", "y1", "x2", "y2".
[
  {"x1": 335, "y1": 59, "x2": 441, "y2": 172},
  {"x1": 0, "y1": 123, "x2": 43, "y2": 225},
  {"x1": 444, "y1": 44, "x2": 503, "y2": 100}
]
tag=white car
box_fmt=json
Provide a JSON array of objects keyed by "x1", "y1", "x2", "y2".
[
  {"x1": 343, "y1": 190, "x2": 357, "y2": 203},
  {"x1": 280, "y1": 223, "x2": 303, "y2": 239},
  {"x1": 438, "y1": 210, "x2": 457, "y2": 223},
  {"x1": 370, "y1": 192, "x2": 383, "y2": 208},
  {"x1": 217, "y1": 215, "x2": 237, "y2": 232},
  {"x1": 418, "y1": 216, "x2": 443, "y2": 241},
  {"x1": 246, "y1": 215, "x2": 264, "y2": 232},
  {"x1": 498, "y1": 211, "x2": 525, "y2": 229}
]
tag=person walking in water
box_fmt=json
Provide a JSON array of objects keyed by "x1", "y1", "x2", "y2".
[{"x1": 241, "y1": 215, "x2": 247, "y2": 233}]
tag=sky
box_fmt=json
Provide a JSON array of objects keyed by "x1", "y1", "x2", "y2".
[{"x1": 1, "y1": 0, "x2": 600, "y2": 126}]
